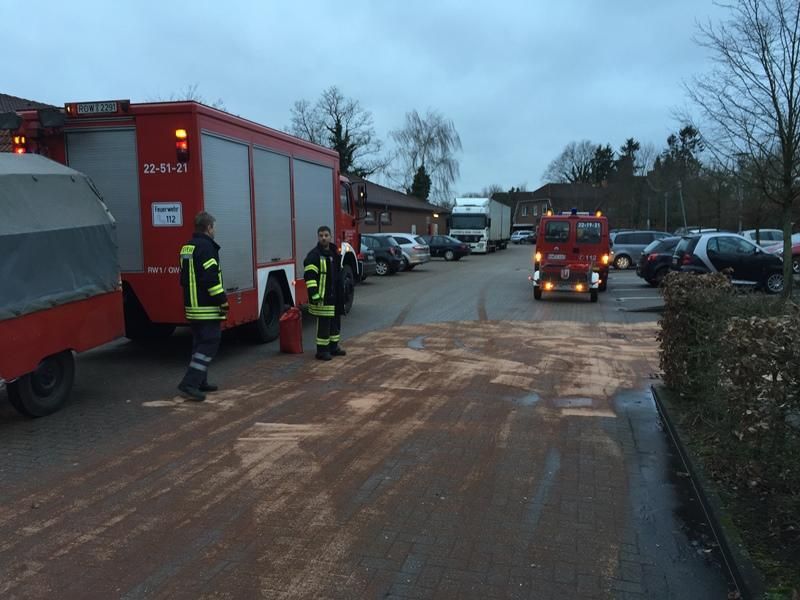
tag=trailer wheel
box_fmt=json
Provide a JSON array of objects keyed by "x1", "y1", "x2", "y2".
[
  {"x1": 590, "y1": 290, "x2": 598, "y2": 303},
  {"x1": 342, "y1": 264, "x2": 355, "y2": 315},
  {"x1": 253, "y1": 277, "x2": 285, "y2": 343},
  {"x1": 533, "y1": 287, "x2": 542, "y2": 301},
  {"x1": 7, "y1": 351, "x2": 76, "y2": 418}
]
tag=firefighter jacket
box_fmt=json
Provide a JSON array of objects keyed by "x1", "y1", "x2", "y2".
[
  {"x1": 179, "y1": 233, "x2": 228, "y2": 320},
  {"x1": 303, "y1": 243, "x2": 345, "y2": 317}
]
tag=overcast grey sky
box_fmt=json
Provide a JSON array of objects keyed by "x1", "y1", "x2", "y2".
[{"x1": 7, "y1": 0, "x2": 728, "y2": 195}]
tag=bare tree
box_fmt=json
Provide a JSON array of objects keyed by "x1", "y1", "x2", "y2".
[
  {"x1": 637, "y1": 142, "x2": 659, "y2": 175},
  {"x1": 482, "y1": 184, "x2": 505, "y2": 197},
  {"x1": 390, "y1": 109, "x2": 462, "y2": 206},
  {"x1": 150, "y1": 83, "x2": 226, "y2": 111},
  {"x1": 541, "y1": 140, "x2": 596, "y2": 183},
  {"x1": 687, "y1": 0, "x2": 800, "y2": 297},
  {"x1": 289, "y1": 86, "x2": 387, "y2": 177}
]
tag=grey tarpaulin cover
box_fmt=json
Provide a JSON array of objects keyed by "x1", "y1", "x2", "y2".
[{"x1": 0, "y1": 153, "x2": 119, "y2": 321}]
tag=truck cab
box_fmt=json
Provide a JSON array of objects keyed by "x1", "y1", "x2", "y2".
[{"x1": 531, "y1": 209, "x2": 611, "y2": 302}]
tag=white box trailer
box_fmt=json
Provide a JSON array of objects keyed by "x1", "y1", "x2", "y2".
[{"x1": 449, "y1": 197, "x2": 511, "y2": 253}]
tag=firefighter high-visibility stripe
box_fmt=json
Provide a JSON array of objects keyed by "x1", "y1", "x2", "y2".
[
  {"x1": 189, "y1": 361, "x2": 208, "y2": 371},
  {"x1": 194, "y1": 352, "x2": 213, "y2": 362},
  {"x1": 330, "y1": 334, "x2": 341, "y2": 342},
  {"x1": 306, "y1": 280, "x2": 318, "y2": 288},
  {"x1": 304, "y1": 264, "x2": 319, "y2": 274},
  {"x1": 316, "y1": 338, "x2": 330, "y2": 345},
  {"x1": 208, "y1": 284, "x2": 225, "y2": 296},
  {"x1": 203, "y1": 258, "x2": 218, "y2": 270},
  {"x1": 308, "y1": 305, "x2": 335, "y2": 317},
  {"x1": 188, "y1": 259, "x2": 198, "y2": 307},
  {"x1": 180, "y1": 245, "x2": 195, "y2": 259}
]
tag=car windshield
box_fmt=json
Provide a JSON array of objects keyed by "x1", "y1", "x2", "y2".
[
  {"x1": 451, "y1": 215, "x2": 487, "y2": 229},
  {"x1": 675, "y1": 237, "x2": 697, "y2": 255},
  {"x1": 414, "y1": 236, "x2": 427, "y2": 244},
  {"x1": 642, "y1": 240, "x2": 661, "y2": 254}
]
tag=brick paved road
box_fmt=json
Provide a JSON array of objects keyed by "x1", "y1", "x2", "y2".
[{"x1": 0, "y1": 247, "x2": 733, "y2": 598}]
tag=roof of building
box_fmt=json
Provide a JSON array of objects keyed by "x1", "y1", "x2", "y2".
[
  {"x1": 0, "y1": 93, "x2": 56, "y2": 113},
  {"x1": 351, "y1": 177, "x2": 449, "y2": 213}
]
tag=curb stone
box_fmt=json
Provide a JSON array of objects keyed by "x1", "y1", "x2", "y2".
[{"x1": 651, "y1": 384, "x2": 765, "y2": 600}]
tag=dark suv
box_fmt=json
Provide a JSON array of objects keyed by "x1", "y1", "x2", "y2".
[
  {"x1": 672, "y1": 232, "x2": 784, "y2": 293},
  {"x1": 362, "y1": 234, "x2": 404, "y2": 276},
  {"x1": 636, "y1": 236, "x2": 680, "y2": 286}
]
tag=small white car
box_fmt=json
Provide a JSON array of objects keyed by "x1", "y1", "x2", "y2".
[
  {"x1": 739, "y1": 229, "x2": 783, "y2": 247},
  {"x1": 510, "y1": 230, "x2": 534, "y2": 244}
]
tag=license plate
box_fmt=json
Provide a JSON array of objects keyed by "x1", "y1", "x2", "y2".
[
  {"x1": 76, "y1": 101, "x2": 118, "y2": 115},
  {"x1": 548, "y1": 253, "x2": 566, "y2": 260}
]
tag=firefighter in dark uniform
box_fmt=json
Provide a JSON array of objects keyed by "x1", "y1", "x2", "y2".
[
  {"x1": 303, "y1": 225, "x2": 346, "y2": 361},
  {"x1": 177, "y1": 211, "x2": 229, "y2": 401}
]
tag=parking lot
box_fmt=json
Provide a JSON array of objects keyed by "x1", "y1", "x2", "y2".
[{"x1": 0, "y1": 244, "x2": 736, "y2": 599}]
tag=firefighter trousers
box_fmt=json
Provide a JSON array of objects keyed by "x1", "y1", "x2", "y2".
[
  {"x1": 315, "y1": 314, "x2": 341, "y2": 353},
  {"x1": 180, "y1": 321, "x2": 222, "y2": 389}
]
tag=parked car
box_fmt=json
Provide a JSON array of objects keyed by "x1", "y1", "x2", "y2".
[
  {"x1": 511, "y1": 230, "x2": 534, "y2": 244},
  {"x1": 671, "y1": 232, "x2": 784, "y2": 293},
  {"x1": 764, "y1": 232, "x2": 800, "y2": 274},
  {"x1": 358, "y1": 242, "x2": 377, "y2": 281},
  {"x1": 609, "y1": 230, "x2": 671, "y2": 270},
  {"x1": 636, "y1": 236, "x2": 681, "y2": 287},
  {"x1": 377, "y1": 232, "x2": 431, "y2": 270},
  {"x1": 361, "y1": 234, "x2": 404, "y2": 276},
  {"x1": 419, "y1": 235, "x2": 471, "y2": 261},
  {"x1": 739, "y1": 228, "x2": 783, "y2": 247}
]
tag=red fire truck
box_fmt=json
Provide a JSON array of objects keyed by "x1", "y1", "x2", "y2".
[
  {"x1": 530, "y1": 209, "x2": 612, "y2": 302},
  {"x1": 8, "y1": 100, "x2": 365, "y2": 342}
]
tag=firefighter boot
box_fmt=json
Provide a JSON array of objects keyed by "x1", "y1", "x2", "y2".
[
  {"x1": 329, "y1": 345, "x2": 347, "y2": 357},
  {"x1": 178, "y1": 384, "x2": 206, "y2": 402},
  {"x1": 199, "y1": 382, "x2": 219, "y2": 392}
]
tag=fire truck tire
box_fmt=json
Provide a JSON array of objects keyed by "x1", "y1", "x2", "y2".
[
  {"x1": 590, "y1": 290, "x2": 598, "y2": 303},
  {"x1": 444, "y1": 250, "x2": 455, "y2": 261},
  {"x1": 253, "y1": 278, "x2": 285, "y2": 343},
  {"x1": 342, "y1": 264, "x2": 355, "y2": 315},
  {"x1": 7, "y1": 351, "x2": 75, "y2": 418},
  {"x1": 533, "y1": 287, "x2": 542, "y2": 301}
]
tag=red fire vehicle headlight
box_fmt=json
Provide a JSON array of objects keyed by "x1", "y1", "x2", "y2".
[
  {"x1": 175, "y1": 129, "x2": 189, "y2": 162},
  {"x1": 575, "y1": 283, "x2": 584, "y2": 291},
  {"x1": 535, "y1": 251, "x2": 542, "y2": 263},
  {"x1": 12, "y1": 135, "x2": 26, "y2": 154},
  {"x1": 544, "y1": 282, "x2": 554, "y2": 291}
]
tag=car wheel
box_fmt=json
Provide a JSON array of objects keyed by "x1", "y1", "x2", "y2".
[
  {"x1": 444, "y1": 250, "x2": 455, "y2": 261},
  {"x1": 375, "y1": 259, "x2": 389, "y2": 276},
  {"x1": 793, "y1": 256, "x2": 800, "y2": 275},
  {"x1": 765, "y1": 271, "x2": 784, "y2": 294},
  {"x1": 614, "y1": 255, "x2": 631, "y2": 270}
]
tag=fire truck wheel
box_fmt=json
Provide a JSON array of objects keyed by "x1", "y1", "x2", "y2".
[
  {"x1": 533, "y1": 287, "x2": 542, "y2": 301},
  {"x1": 254, "y1": 278, "x2": 285, "y2": 343},
  {"x1": 7, "y1": 351, "x2": 76, "y2": 418},
  {"x1": 444, "y1": 250, "x2": 455, "y2": 261},
  {"x1": 343, "y1": 264, "x2": 355, "y2": 315},
  {"x1": 590, "y1": 290, "x2": 598, "y2": 303}
]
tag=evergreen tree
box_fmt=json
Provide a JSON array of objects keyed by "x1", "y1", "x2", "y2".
[{"x1": 408, "y1": 165, "x2": 432, "y2": 200}]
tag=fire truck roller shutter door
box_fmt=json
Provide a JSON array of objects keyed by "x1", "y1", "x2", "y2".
[
  {"x1": 201, "y1": 133, "x2": 254, "y2": 292},
  {"x1": 65, "y1": 129, "x2": 143, "y2": 272},
  {"x1": 293, "y1": 159, "x2": 335, "y2": 276},
  {"x1": 253, "y1": 147, "x2": 292, "y2": 264}
]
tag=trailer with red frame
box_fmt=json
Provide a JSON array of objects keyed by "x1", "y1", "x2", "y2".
[
  {"x1": 7, "y1": 100, "x2": 365, "y2": 342},
  {"x1": 0, "y1": 153, "x2": 124, "y2": 416},
  {"x1": 530, "y1": 209, "x2": 612, "y2": 302}
]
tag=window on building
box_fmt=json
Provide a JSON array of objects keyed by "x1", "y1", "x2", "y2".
[
  {"x1": 380, "y1": 211, "x2": 391, "y2": 225},
  {"x1": 533, "y1": 205, "x2": 538, "y2": 216},
  {"x1": 521, "y1": 206, "x2": 528, "y2": 217},
  {"x1": 364, "y1": 210, "x2": 376, "y2": 225}
]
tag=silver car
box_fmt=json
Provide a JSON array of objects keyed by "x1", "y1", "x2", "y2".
[
  {"x1": 610, "y1": 230, "x2": 671, "y2": 270},
  {"x1": 376, "y1": 232, "x2": 431, "y2": 270}
]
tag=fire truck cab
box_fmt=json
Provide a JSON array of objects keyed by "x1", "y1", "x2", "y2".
[
  {"x1": 5, "y1": 100, "x2": 365, "y2": 343},
  {"x1": 531, "y1": 209, "x2": 611, "y2": 302}
]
